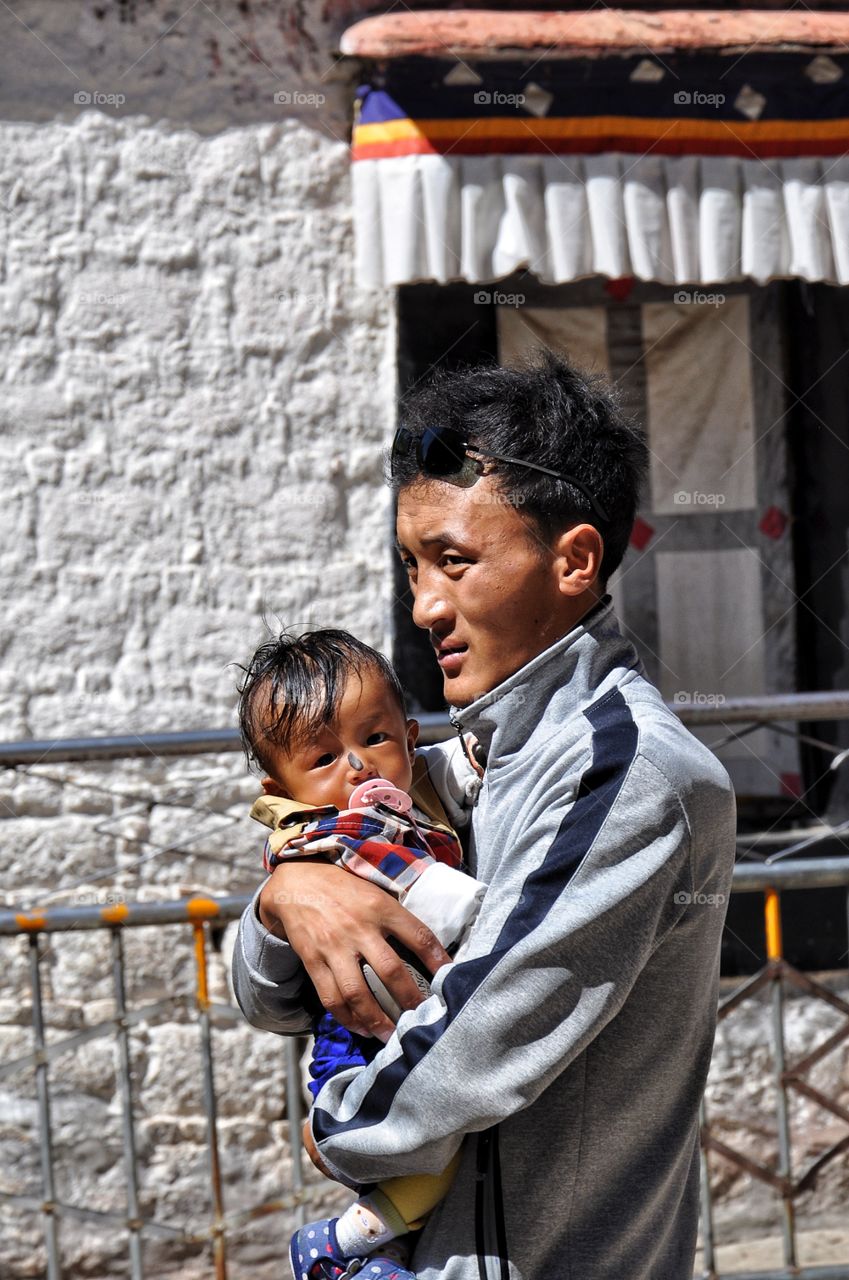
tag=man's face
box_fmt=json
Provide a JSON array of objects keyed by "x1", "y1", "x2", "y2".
[
  {"x1": 396, "y1": 476, "x2": 580, "y2": 707},
  {"x1": 259, "y1": 665, "x2": 417, "y2": 808}
]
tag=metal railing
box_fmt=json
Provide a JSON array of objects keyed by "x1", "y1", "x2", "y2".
[
  {"x1": 699, "y1": 860, "x2": 849, "y2": 1280},
  {"x1": 0, "y1": 894, "x2": 315, "y2": 1280},
  {"x1": 1, "y1": 691, "x2": 849, "y2": 767},
  {"x1": 2, "y1": 693, "x2": 849, "y2": 1279},
  {"x1": 2, "y1": 864, "x2": 848, "y2": 1279}
]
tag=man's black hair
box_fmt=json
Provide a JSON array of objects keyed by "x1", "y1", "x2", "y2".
[
  {"x1": 237, "y1": 628, "x2": 407, "y2": 777},
  {"x1": 389, "y1": 350, "x2": 648, "y2": 585}
]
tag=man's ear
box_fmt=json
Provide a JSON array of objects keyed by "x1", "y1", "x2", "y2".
[
  {"x1": 261, "y1": 776, "x2": 289, "y2": 798},
  {"x1": 551, "y1": 523, "x2": 604, "y2": 596},
  {"x1": 406, "y1": 718, "x2": 420, "y2": 761}
]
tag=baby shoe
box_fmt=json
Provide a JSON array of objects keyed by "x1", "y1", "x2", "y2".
[{"x1": 289, "y1": 1218, "x2": 414, "y2": 1280}]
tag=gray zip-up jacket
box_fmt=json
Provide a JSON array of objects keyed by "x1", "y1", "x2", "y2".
[{"x1": 232, "y1": 598, "x2": 736, "y2": 1280}]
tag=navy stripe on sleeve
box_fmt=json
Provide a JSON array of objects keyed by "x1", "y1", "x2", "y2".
[{"x1": 312, "y1": 687, "x2": 639, "y2": 1142}]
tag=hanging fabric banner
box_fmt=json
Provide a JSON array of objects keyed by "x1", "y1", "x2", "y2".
[{"x1": 350, "y1": 53, "x2": 849, "y2": 287}]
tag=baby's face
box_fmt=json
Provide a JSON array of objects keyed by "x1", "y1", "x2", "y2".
[{"x1": 261, "y1": 665, "x2": 418, "y2": 810}]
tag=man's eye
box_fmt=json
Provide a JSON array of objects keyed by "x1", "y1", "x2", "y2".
[
  {"x1": 400, "y1": 557, "x2": 416, "y2": 574},
  {"x1": 313, "y1": 752, "x2": 335, "y2": 768},
  {"x1": 365, "y1": 732, "x2": 388, "y2": 746},
  {"x1": 441, "y1": 555, "x2": 470, "y2": 568}
]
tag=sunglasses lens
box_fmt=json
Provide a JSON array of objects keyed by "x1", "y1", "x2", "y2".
[
  {"x1": 390, "y1": 427, "x2": 413, "y2": 474},
  {"x1": 419, "y1": 426, "x2": 468, "y2": 476},
  {"x1": 394, "y1": 425, "x2": 481, "y2": 487}
]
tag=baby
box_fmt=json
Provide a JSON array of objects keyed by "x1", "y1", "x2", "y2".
[{"x1": 238, "y1": 628, "x2": 486, "y2": 1280}]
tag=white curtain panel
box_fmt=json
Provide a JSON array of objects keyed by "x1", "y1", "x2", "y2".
[{"x1": 352, "y1": 151, "x2": 849, "y2": 288}]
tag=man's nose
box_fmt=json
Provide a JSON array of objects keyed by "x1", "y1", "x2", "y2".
[{"x1": 411, "y1": 569, "x2": 452, "y2": 632}]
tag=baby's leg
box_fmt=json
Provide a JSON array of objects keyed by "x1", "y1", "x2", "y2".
[{"x1": 335, "y1": 1153, "x2": 462, "y2": 1255}]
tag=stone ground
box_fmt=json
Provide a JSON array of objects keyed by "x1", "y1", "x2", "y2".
[
  {"x1": 695, "y1": 1227, "x2": 849, "y2": 1273},
  {"x1": 160, "y1": 1222, "x2": 849, "y2": 1278}
]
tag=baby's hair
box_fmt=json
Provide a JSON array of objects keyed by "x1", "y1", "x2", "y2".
[{"x1": 237, "y1": 628, "x2": 408, "y2": 777}]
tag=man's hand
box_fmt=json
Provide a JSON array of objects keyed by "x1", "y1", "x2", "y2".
[
  {"x1": 302, "y1": 1118, "x2": 333, "y2": 1178},
  {"x1": 258, "y1": 861, "x2": 452, "y2": 1042}
]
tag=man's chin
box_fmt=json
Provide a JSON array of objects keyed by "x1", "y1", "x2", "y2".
[{"x1": 442, "y1": 673, "x2": 480, "y2": 710}]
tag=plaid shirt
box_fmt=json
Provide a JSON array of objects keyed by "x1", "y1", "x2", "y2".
[{"x1": 262, "y1": 801, "x2": 463, "y2": 900}]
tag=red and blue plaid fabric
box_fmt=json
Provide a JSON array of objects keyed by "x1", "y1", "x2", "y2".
[{"x1": 262, "y1": 803, "x2": 462, "y2": 899}]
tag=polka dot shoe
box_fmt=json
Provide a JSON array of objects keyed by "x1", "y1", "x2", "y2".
[{"x1": 289, "y1": 1217, "x2": 415, "y2": 1280}]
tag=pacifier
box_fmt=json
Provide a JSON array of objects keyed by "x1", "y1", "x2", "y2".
[{"x1": 348, "y1": 778, "x2": 413, "y2": 814}]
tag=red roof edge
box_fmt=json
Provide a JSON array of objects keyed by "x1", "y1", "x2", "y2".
[{"x1": 340, "y1": 9, "x2": 849, "y2": 58}]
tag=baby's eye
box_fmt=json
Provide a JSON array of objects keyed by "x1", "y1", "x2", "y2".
[
  {"x1": 312, "y1": 752, "x2": 336, "y2": 769},
  {"x1": 365, "y1": 732, "x2": 389, "y2": 746}
]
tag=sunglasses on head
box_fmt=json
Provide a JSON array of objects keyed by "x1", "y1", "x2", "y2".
[{"x1": 391, "y1": 424, "x2": 609, "y2": 525}]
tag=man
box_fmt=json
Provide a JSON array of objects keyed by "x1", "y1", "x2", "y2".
[{"x1": 233, "y1": 352, "x2": 736, "y2": 1279}]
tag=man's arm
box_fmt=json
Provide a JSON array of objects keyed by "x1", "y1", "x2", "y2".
[
  {"x1": 231, "y1": 886, "x2": 313, "y2": 1035},
  {"x1": 307, "y1": 752, "x2": 731, "y2": 1188}
]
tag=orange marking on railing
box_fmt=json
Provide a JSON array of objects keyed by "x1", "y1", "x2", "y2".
[
  {"x1": 765, "y1": 888, "x2": 783, "y2": 961},
  {"x1": 101, "y1": 904, "x2": 129, "y2": 925},
  {"x1": 15, "y1": 911, "x2": 47, "y2": 932},
  {"x1": 193, "y1": 922, "x2": 209, "y2": 1011},
  {"x1": 186, "y1": 897, "x2": 221, "y2": 921}
]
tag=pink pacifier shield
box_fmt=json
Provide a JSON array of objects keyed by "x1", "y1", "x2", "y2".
[{"x1": 348, "y1": 778, "x2": 413, "y2": 814}]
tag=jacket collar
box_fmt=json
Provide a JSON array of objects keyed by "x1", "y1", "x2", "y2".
[{"x1": 450, "y1": 595, "x2": 641, "y2": 764}]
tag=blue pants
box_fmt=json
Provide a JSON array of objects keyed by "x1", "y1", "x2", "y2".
[{"x1": 308, "y1": 1010, "x2": 380, "y2": 1100}]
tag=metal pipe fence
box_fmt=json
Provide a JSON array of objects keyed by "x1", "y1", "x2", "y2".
[
  {"x1": 1, "y1": 690, "x2": 848, "y2": 768},
  {"x1": 1, "y1": 867, "x2": 847, "y2": 1279},
  {"x1": 0, "y1": 894, "x2": 320, "y2": 1280},
  {"x1": 699, "y1": 863, "x2": 849, "y2": 1280},
  {"x1": 2, "y1": 695, "x2": 849, "y2": 1279}
]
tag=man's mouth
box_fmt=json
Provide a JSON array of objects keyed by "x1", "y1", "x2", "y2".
[{"x1": 434, "y1": 640, "x2": 469, "y2": 673}]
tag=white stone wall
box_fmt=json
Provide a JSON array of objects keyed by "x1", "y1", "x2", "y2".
[
  {"x1": 0, "y1": 106, "x2": 395, "y2": 743},
  {"x1": 0, "y1": 3, "x2": 395, "y2": 1274}
]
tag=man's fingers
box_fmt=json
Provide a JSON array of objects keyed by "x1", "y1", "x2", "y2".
[
  {"x1": 337, "y1": 958, "x2": 398, "y2": 1042},
  {"x1": 383, "y1": 904, "x2": 452, "y2": 978},
  {"x1": 309, "y1": 955, "x2": 396, "y2": 1042},
  {"x1": 302, "y1": 1118, "x2": 333, "y2": 1178},
  {"x1": 358, "y1": 937, "x2": 435, "y2": 1020}
]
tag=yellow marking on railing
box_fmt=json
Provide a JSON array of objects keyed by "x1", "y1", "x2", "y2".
[
  {"x1": 15, "y1": 911, "x2": 47, "y2": 932},
  {"x1": 186, "y1": 897, "x2": 222, "y2": 921},
  {"x1": 193, "y1": 922, "x2": 210, "y2": 1011},
  {"x1": 101, "y1": 904, "x2": 129, "y2": 925},
  {"x1": 765, "y1": 888, "x2": 783, "y2": 961}
]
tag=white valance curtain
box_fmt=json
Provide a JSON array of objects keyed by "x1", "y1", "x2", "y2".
[{"x1": 352, "y1": 151, "x2": 849, "y2": 288}]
